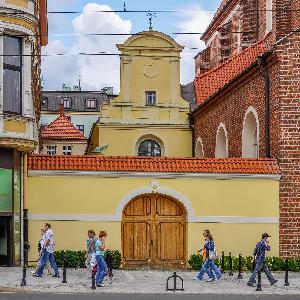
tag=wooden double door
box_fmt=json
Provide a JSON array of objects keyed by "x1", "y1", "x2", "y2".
[{"x1": 122, "y1": 194, "x2": 186, "y2": 269}]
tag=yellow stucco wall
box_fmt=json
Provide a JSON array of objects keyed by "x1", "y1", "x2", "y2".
[
  {"x1": 26, "y1": 174, "x2": 280, "y2": 263},
  {"x1": 4, "y1": 119, "x2": 27, "y2": 134},
  {"x1": 41, "y1": 141, "x2": 87, "y2": 155}
]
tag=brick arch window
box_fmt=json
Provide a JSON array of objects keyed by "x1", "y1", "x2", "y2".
[
  {"x1": 195, "y1": 138, "x2": 204, "y2": 158},
  {"x1": 138, "y1": 139, "x2": 161, "y2": 157},
  {"x1": 266, "y1": 0, "x2": 273, "y2": 34},
  {"x1": 215, "y1": 123, "x2": 228, "y2": 158},
  {"x1": 242, "y1": 108, "x2": 259, "y2": 158}
]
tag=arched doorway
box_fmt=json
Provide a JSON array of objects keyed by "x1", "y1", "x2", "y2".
[{"x1": 122, "y1": 194, "x2": 186, "y2": 269}]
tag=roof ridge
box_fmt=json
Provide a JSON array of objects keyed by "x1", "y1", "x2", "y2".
[{"x1": 196, "y1": 39, "x2": 267, "y2": 81}]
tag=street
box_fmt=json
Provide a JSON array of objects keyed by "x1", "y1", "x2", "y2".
[{"x1": 0, "y1": 294, "x2": 300, "y2": 300}]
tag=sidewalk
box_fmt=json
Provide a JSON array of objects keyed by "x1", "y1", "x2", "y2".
[{"x1": 0, "y1": 268, "x2": 299, "y2": 295}]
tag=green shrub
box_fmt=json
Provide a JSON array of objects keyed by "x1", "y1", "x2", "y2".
[
  {"x1": 53, "y1": 249, "x2": 122, "y2": 269},
  {"x1": 188, "y1": 253, "x2": 300, "y2": 272},
  {"x1": 188, "y1": 254, "x2": 203, "y2": 270}
]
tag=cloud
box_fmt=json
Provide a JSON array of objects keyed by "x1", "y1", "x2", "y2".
[
  {"x1": 42, "y1": 3, "x2": 132, "y2": 92},
  {"x1": 174, "y1": 6, "x2": 213, "y2": 84}
]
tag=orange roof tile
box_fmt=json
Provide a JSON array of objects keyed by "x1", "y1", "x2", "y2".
[
  {"x1": 28, "y1": 155, "x2": 280, "y2": 175},
  {"x1": 194, "y1": 40, "x2": 268, "y2": 105},
  {"x1": 41, "y1": 115, "x2": 86, "y2": 140}
]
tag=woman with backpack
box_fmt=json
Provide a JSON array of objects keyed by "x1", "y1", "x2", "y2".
[{"x1": 194, "y1": 233, "x2": 222, "y2": 282}]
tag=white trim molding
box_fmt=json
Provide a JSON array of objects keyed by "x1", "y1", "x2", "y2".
[
  {"x1": 27, "y1": 213, "x2": 279, "y2": 224},
  {"x1": 215, "y1": 122, "x2": 228, "y2": 158},
  {"x1": 28, "y1": 170, "x2": 281, "y2": 180}
]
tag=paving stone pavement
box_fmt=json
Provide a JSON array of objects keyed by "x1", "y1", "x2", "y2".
[{"x1": 0, "y1": 268, "x2": 299, "y2": 295}]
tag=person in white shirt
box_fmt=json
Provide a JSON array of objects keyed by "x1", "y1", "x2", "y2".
[{"x1": 34, "y1": 223, "x2": 59, "y2": 278}]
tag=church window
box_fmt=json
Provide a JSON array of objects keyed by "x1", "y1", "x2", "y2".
[
  {"x1": 215, "y1": 124, "x2": 228, "y2": 158},
  {"x1": 138, "y1": 139, "x2": 161, "y2": 157},
  {"x1": 145, "y1": 91, "x2": 156, "y2": 106},
  {"x1": 266, "y1": 0, "x2": 273, "y2": 34}
]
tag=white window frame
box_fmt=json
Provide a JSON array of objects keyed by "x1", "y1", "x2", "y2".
[
  {"x1": 86, "y1": 98, "x2": 96, "y2": 109},
  {"x1": 265, "y1": 0, "x2": 273, "y2": 35},
  {"x1": 46, "y1": 145, "x2": 56, "y2": 155},
  {"x1": 145, "y1": 91, "x2": 156, "y2": 106},
  {"x1": 63, "y1": 98, "x2": 72, "y2": 109},
  {"x1": 63, "y1": 145, "x2": 72, "y2": 155}
]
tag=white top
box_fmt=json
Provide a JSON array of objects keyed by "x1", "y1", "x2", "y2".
[{"x1": 42, "y1": 229, "x2": 55, "y2": 253}]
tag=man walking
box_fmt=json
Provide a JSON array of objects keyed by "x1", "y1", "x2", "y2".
[
  {"x1": 247, "y1": 233, "x2": 277, "y2": 287},
  {"x1": 34, "y1": 223, "x2": 60, "y2": 278}
]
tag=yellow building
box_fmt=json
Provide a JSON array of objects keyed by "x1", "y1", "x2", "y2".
[
  {"x1": 87, "y1": 30, "x2": 192, "y2": 157},
  {"x1": 0, "y1": 0, "x2": 47, "y2": 266},
  {"x1": 25, "y1": 30, "x2": 281, "y2": 269}
]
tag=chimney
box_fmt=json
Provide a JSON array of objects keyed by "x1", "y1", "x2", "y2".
[{"x1": 59, "y1": 102, "x2": 64, "y2": 116}]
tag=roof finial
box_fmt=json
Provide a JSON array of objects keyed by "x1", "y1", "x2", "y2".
[
  {"x1": 147, "y1": 11, "x2": 156, "y2": 31},
  {"x1": 123, "y1": 1, "x2": 127, "y2": 11}
]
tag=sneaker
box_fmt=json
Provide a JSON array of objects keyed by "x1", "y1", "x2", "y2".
[
  {"x1": 247, "y1": 282, "x2": 256, "y2": 287},
  {"x1": 271, "y1": 280, "x2": 278, "y2": 286},
  {"x1": 33, "y1": 274, "x2": 42, "y2": 277},
  {"x1": 52, "y1": 274, "x2": 60, "y2": 278},
  {"x1": 193, "y1": 276, "x2": 200, "y2": 280},
  {"x1": 96, "y1": 283, "x2": 103, "y2": 287},
  {"x1": 206, "y1": 278, "x2": 215, "y2": 282}
]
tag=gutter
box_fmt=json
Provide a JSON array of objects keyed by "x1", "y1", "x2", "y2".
[
  {"x1": 257, "y1": 51, "x2": 273, "y2": 158},
  {"x1": 189, "y1": 113, "x2": 195, "y2": 157}
]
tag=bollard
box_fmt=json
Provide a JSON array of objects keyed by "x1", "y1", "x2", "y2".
[
  {"x1": 20, "y1": 265, "x2": 26, "y2": 287},
  {"x1": 256, "y1": 270, "x2": 262, "y2": 291},
  {"x1": 62, "y1": 257, "x2": 67, "y2": 283},
  {"x1": 108, "y1": 252, "x2": 113, "y2": 278},
  {"x1": 91, "y1": 270, "x2": 96, "y2": 290},
  {"x1": 221, "y1": 251, "x2": 225, "y2": 274},
  {"x1": 237, "y1": 254, "x2": 243, "y2": 279},
  {"x1": 229, "y1": 252, "x2": 233, "y2": 276},
  {"x1": 284, "y1": 258, "x2": 289, "y2": 287}
]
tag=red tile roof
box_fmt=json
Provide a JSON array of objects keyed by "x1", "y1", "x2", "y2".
[
  {"x1": 194, "y1": 40, "x2": 268, "y2": 105},
  {"x1": 28, "y1": 155, "x2": 280, "y2": 175},
  {"x1": 41, "y1": 115, "x2": 86, "y2": 140}
]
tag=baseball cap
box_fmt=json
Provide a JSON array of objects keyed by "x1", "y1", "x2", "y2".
[{"x1": 262, "y1": 233, "x2": 271, "y2": 239}]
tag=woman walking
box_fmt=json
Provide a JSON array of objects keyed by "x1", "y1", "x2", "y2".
[
  {"x1": 194, "y1": 233, "x2": 222, "y2": 282},
  {"x1": 94, "y1": 230, "x2": 108, "y2": 287}
]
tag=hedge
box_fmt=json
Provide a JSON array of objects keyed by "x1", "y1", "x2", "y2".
[
  {"x1": 188, "y1": 254, "x2": 300, "y2": 272},
  {"x1": 53, "y1": 250, "x2": 122, "y2": 269}
]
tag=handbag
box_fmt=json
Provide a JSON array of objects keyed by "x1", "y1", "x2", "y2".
[{"x1": 209, "y1": 247, "x2": 219, "y2": 260}]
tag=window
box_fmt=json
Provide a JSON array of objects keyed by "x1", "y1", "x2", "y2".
[
  {"x1": 63, "y1": 98, "x2": 72, "y2": 109},
  {"x1": 195, "y1": 138, "x2": 204, "y2": 158},
  {"x1": 242, "y1": 109, "x2": 259, "y2": 158},
  {"x1": 3, "y1": 36, "x2": 22, "y2": 114},
  {"x1": 86, "y1": 98, "x2": 96, "y2": 108},
  {"x1": 138, "y1": 139, "x2": 161, "y2": 157},
  {"x1": 215, "y1": 124, "x2": 228, "y2": 158},
  {"x1": 46, "y1": 145, "x2": 56, "y2": 155},
  {"x1": 266, "y1": 0, "x2": 273, "y2": 34},
  {"x1": 76, "y1": 125, "x2": 84, "y2": 135},
  {"x1": 145, "y1": 91, "x2": 156, "y2": 106},
  {"x1": 63, "y1": 145, "x2": 72, "y2": 156}
]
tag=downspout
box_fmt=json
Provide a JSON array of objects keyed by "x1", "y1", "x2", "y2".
[
  {"x1": 256, "y1": 0, "x2": 260, "y2": 41},
  {"x1": 257, "y1": 56, "x2": 271, "y2": 158}
]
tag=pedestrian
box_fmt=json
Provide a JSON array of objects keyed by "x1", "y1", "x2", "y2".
[
  {"x1": 32, "y1": 228, "x2": 52, "y2": 275},
  {"x1": 94, "y1": 230, "x2": 108, "y2": 287},
  {"x1": 85, "y1": 230, "x2": 97, "y2": 269},
  {"x1": 34, "y1": 223, "x2": 60, "y2": 278},
  {"x1": 194, "y1": 233, "x2": 222, "y2": 282},
  {"x1": 247, "y1": 233, "x2": 278, "y2": 287}
]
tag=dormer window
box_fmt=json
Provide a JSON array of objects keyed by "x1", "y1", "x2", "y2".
[
  {"x1": 145, "y1": 91, "x2": 156, "y2": 106},
  {"x1": 63, "y1": 98, "x2": 72, "y2": 109},
  {"x1": 86, "y1": 97, "x2": 96, "y2": 109}
]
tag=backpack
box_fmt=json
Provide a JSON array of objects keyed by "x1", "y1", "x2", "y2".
[{"x1": 209, "y1": 247, "x2": 219, "y2": 260}]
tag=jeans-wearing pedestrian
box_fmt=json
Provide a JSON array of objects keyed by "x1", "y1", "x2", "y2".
[
  {"x1": 247, "y1": 233, "x2": 277, "y2": 287},
  {"x1": 85, "y1": 230, "x2": 97, "y2": 269},
  {"x1": 34, "y1": 223, "x2": 59, "y2": 278},
  {"x1": 95, "y1": 230, "x2": 108, "y2": 287},
  {"x1": 195, "y1": 233, "x2": 221, "y2": 282}
]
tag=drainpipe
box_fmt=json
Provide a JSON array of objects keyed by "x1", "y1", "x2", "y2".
[
  {"x1": 257, "y1": 56, "x2": 271, "y2": 158},
  {"x1": 256, "y1": 0, "x2": 260, "y2": 41}
]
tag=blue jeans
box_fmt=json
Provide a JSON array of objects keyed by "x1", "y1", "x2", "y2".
[
  {"x1": 248, "y1": 261, "x2": 276, "y2": 284},
  {"x1": 96, "y1": 255, "x2": 108, "y2": 284},
  {"x1": 209, "y1": 261, "x2": 222, "y2": 280},
  {"x1": 196, "y1": 259, "x2": 214, "y2": 280},
  {"x1": 36, "y1": 249, "x2": 59, "y2": 277}
]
